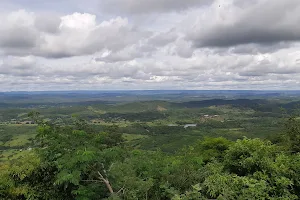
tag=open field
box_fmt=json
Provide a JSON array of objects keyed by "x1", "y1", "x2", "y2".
[{"x1": 1, "y1": 91, "x2": 300, "y2": 160}]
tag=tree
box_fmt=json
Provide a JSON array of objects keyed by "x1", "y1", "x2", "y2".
[
  {"x1": 284, "y1": 117, "x2": 300, "y2": 152},
  {"x1": 176, "y1": 138, "x2": 300, "y2": 200},
  {"x1": 29, "y1": 116, "x2": 125, "y2": 199},
  {"x1": 191, "y1": 137, "x2": 232, "y2": 163}
]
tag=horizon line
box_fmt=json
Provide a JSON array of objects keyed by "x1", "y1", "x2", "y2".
[{"x1": 1, "y1": 89, "x2": 300, "y2": 93}]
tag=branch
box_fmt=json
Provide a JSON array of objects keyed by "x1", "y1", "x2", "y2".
[
  {"x1": 97, "y1": 171, "x2": 105, "y2": 179},
  {"x1": 108, "y1": 163, "x2": 115, "y2": 171},
  {"x1": 117, "y1": 186, "x2": 125, "y2": 194},
  {"x1": 98, "y1": 171, "x2": 114, "y2": 194}
]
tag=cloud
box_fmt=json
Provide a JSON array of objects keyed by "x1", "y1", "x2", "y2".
[
  {"x1": 0, "y1": 11, "x2": 149, "y2": 58},
  {"x1": 237, "y1": 48, "x2": 300, "y2": 77},
  {"x1": 171, "y1": 38, "x2": 194, "y2": 58},
  {"x1": 148, "y1": 29, "x2": 178, "y2": 46},
  {"x1": 95, "y1": 46, "x2": 145, "y2": 63},
  {"x1": 12, "y1": 45, "x2": 296, "y2": 88},
  {"x1": 99, "y1": 0, "x2": 211, "y2": 14},
  {"x1": 2, "y1": 50, "x2": 300, "y2": 91},
  {"x1": 0, "y1": 10, "x2": 40, "y2": 50},
  {"x1": 227, "y1": 42, "x2": 292, "y2": 54},
  {"x1": 187, "y1": 0, "x2": 300, "y2": 47},
  {"x1": 35, "y1": 13, "x2": 61, "y2": 33},
  {"x1": 1, "y1": 2, "x2": 300, "y2": 91},
  {"x1": 0, "y1": 55, "x2": 37, "y2": 76}
]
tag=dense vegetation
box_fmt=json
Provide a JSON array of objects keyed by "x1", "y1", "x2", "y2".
[
  {"x1": 1, "y1": 114, "x2": 300, "y2": 199},
  {"x1": 1, "y1": 92, "x2": 300, "y2": 199}
]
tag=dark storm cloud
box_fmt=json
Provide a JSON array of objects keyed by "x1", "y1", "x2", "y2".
[
  {"x1": 99, "y1": 0, "x2": 211, "y2": 14},
  {"x1": 188, "y1": 0, "x2": 300, "y2": 47},
  {"x1": 192, "y1": 27, "x2": 300, "y2": 47}
]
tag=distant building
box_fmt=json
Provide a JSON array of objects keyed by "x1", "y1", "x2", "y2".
[
  {"x1": 10, "y1": 119, "x2": 18, "y2": 124},
  {"x1": 201, "y1": 114, "x2": 220, "y2": 120}
]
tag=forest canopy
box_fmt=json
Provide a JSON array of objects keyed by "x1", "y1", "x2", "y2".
[{"x1": 1, "y1": 113, "x2": 300, "y2": 200}]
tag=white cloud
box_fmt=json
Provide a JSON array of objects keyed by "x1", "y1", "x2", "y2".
[{"x1": 0, "y1": 11, "x2": 149, "y2": 58}]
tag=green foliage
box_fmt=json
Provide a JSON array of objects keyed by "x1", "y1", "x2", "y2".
[
  {"x1": 106, "y1": 148, "x2": 205, "y2": 200},
  {"x1": 0, "y1": 153, "x2": 42, "y2": 199},
  {"x1": 284, "y1": 117, "x2": 300, "y2": 152},
  {"x1": 2, "y1": 98, "x2": 300, "y2": 199},
  {"x1": 100, "y1": 111, "x2": 168, "y2": 122},
  {"x1": 224, "y1": 138, "x2": 276, "y2": 176},
  {"x1": 176, "y1": 138, "x2": 300, "y2": 200},
  {"x1": 1, "y1": 117, "x2": 126, "y2": 199},
  {"x1": 37, "y1": 121, "x2": 125, "y2": 199},
  {"x1": 191, "y1": 137, "x2": 232, "y2": 162}
]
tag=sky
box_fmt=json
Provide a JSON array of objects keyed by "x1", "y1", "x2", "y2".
[{"x1": 0, "y1": 0, "x2": 300, "y2": 91}]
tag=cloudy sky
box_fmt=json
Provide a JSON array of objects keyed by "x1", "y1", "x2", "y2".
[{"x1": 0, "y1": 0, "x2": 300, "y2": 91}]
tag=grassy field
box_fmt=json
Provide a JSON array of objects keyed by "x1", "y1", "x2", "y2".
[
  {"x1": 0, "y1": 149, "x2": 32, "y2": 161},
  {"x1": 1, "y1": 97, "x2": 297, "y2": 160},
  {"x1": 122, "y1": 133, "x2": 149, "y2": 141},
  {"x1": 3, "y1": 133, "x2": 35, "y2": 147},
  {"x1": 0, "y1": 124, "x2": 36, "y2": 161}
]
